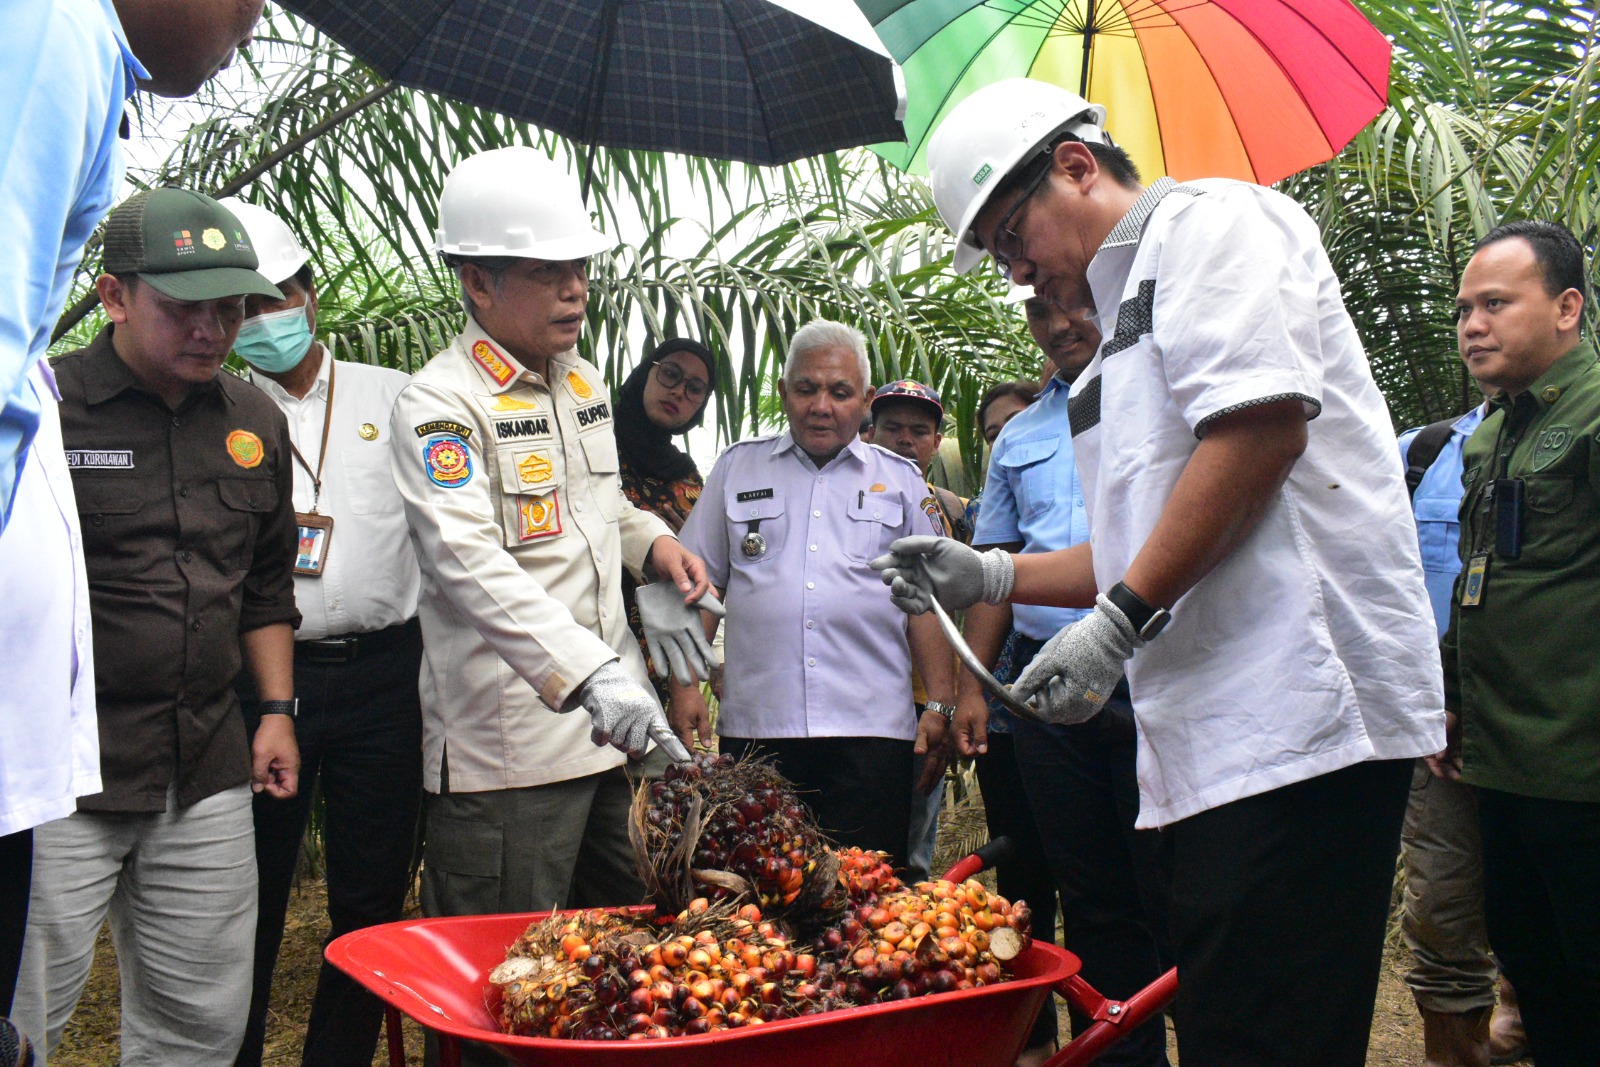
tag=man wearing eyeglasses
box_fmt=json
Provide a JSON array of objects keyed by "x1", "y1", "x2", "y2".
[{"x1": 876, "y1": 79, "x2": 1444, "y2": 1067}]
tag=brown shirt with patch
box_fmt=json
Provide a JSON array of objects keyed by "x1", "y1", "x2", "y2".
[{"x1": 53, "y1": 325, "x2": 300, "y2": 813}]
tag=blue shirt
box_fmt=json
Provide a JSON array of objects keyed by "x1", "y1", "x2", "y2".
[
  {"x1": 1397, "y1": 405, "x2": 1486, "y2": 636},
  {"x1": 680, "y1": 432, "x2": 932, "y2": 741},
  {"x1": 971, "y1": 375, "x2": 1092, "y2": 640},
  {"x1": 0, "y1": 0, "x2": 144, "y2": 530}
]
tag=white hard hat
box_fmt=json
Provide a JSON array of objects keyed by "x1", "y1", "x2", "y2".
[
  {"x1": 216, "y1": 197, "x2": 311, "y2": 286},
  {"x1": 434, "y1": 147, "x2": 612, "y2": 260},
  {"x1": 926, "y1": 79, "x2": 1109, "y2": 275}
]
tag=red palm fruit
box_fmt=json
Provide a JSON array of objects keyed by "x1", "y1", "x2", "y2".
[
  {"x1": 626, "y1": 987, "x2": 654, "y2": 1014},
  {"x1": 661, "y1": 942, "x2": 688, "y2": 968},
  {"x1": 625, "y1": 1013, "x2": 652, "y2": 1035}
]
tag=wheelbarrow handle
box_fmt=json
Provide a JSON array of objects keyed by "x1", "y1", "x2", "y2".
[
  {"x1": 939, "y1": 836, "x2": 1016, "y2": 883},
  {"x1": 1043, "y1": 966, "x2": 1179, "y2": 1067}
]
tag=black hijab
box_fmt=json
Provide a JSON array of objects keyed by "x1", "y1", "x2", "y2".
[{"x1": 614, "y1": 337, "x2": 717, "y2": 483}]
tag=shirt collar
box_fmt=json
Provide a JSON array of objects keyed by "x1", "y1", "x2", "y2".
[
  {"x1": 1098, "y1": 177, "x2": 1179, "y2": 253},
  {"x1": 771, "y1": 430, "x2": 870, "y2": 469},
  {"x1": 1495, "y1": 339, "x2": 1597, "y2": 416},
  {"x1": 79, "y1": 324, "x2": 227, "y2": 409},
  {"x1": 1039, "y1": 373, "x2": 1071, "y2": 398},
  {"x1": 98, "y1": 0, "x2": 151, "y2": 96},
  {"x1": 460, "y1": 315, "x2": 580, "y2": 393}
]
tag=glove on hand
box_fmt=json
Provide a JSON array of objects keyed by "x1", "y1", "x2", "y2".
[
  {"x1": 870, "y1": 535, "x2": 1015, "y2": 615},
  {"x1": 637, "y1": 582, "x2": 726, "y2": 685},
  {"x1": 1011, "y1": 593, "x2": 1143, "y2": 725},
  {"x1": 570, "y1": 662, "x2": 691, "y2": 762}
]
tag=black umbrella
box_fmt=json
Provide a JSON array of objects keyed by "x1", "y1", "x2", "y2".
[{"x1": 278, "y1": 0, "x2": 906, "y2": 171}]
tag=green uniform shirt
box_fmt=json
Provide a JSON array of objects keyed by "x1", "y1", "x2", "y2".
[{"x1": 1443, "y1": 339, "x2": 1600, "y2": 802}]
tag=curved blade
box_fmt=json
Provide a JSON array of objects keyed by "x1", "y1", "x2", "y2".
[{"x1": 927, "y1": 598, "x2": 1049, "y2": 726}]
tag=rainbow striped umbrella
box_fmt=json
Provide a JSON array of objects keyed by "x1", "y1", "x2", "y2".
[{"x1": 863, "y1": 0, "x2": 1391, "y2": 184}]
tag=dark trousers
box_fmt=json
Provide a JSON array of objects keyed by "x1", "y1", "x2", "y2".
[
  {"x1": 235, "y1": 622, "x2": 424, "y2": 1067},
  {"x1": 1477, "y1": 786, "x2": 1600, "y2": 1067},
  {"x1": 1013, "y1": 705, "x2": 1172, "y2": 1067},
  {"x1": 721, "y1": 736, "x2": 913, "y2": 870},
  {"x1": 973, "y1": 733, "x2": 1065, "y2": 1051},
  {"x1": 0, "y1": 829, "x2": 30, "y2": 1016},
  {"x1": 1160, "y1": 757, "x2": 1411, "y2": 1067}
]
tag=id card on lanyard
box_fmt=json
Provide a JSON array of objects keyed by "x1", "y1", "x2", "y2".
[{"x1": 291, "y1": 361, "x2": 336, "y2": 577}]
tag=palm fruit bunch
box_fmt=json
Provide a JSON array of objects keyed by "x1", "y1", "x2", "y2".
[
  {"x1": 630, "y1": 751, "x2": 839, "y2": 920},
  {"x1": 833, "y1": 846, "x2": 902, "y2": 905},
  {"x1": 492, "y1": 898, "x2": 852, "y2": 1040}
]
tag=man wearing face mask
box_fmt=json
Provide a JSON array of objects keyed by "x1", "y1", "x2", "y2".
[{"x1": 216, "y1": 200, "x2": 423, "y2": 1067}]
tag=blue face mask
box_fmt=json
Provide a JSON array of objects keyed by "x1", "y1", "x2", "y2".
[{"x1": 235, "y1": 304, "x2": 314, "y2": 373}]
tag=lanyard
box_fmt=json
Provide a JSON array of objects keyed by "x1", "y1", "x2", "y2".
[{"x1": 288, "y1": 359, "x2": 337, "y2": 513}]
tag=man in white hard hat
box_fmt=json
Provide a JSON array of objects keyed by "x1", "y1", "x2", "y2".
[
  {"x1": 389, "y1": 148, "x2": 711, "y2": 970},
  {"x1": 215, "y1": 199, "x2": 425, "y2": 1067},
  {"x1": 874, "y1": 78, "x2": 1444, "y2": 1066}
]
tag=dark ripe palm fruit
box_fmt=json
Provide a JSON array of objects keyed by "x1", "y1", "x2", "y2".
[
  {"x1": 625, "y1": 1013, "x2": 653, "y2": 1035},
  {"x1": 580, "y1": 954, "x2": 604, "y2": 980},
  {"x1": 931, "y1": 970, "x2": 959, "y2": 993},
  {"x1": 736, "y1": 795, "x2": 764, "y2": 822},
  {"x1": 684, "y1": 1018, "x2": 711, "y2": 1036},
  {"x1": 626, "y1": 987, "x2": 653, "y2": 1014},
  {"x1": 890, "y1": 980, "x2": 915, "y2": 1001},
  {"x1": 594, "y1": 974, "x2": 625, "y2": 1005},
  {"x1": 650, "y1": 1007, "x2": 673, "y2": 1027}
]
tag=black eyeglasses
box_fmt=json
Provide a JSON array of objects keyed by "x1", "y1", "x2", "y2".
[
  {"x1": 987, "y1": 161, "x2": 1054, "y2": 282},
  {"x1": 652, "y1": 360, "x2": 710, "y2": 400}
]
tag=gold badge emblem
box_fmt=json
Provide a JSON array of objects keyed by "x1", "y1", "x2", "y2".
[
  {"x1": 226, "y1": 429, "x2": 264, "y2": 468},
  {"x1": 518, "y1": 451, "x2": 554, "y2": 486},
  {"x1": 358, "y1": 423, "x2": 379, "y2": 441},
  {"x1": 870, "y1": 483, "x2": 886, "y2": 493},
  {"x1": 517, "y1": 492, "x2": 562, "y2": 540},
  {"x1": 201, "y1": 227, "x2": 227, "y2": 251},
  {"x1": 566, "y1": 370, "x2": 594, "y2": 400},
  {"x1": 490, "y1": 394, "x2": 539, "y2": 412}
]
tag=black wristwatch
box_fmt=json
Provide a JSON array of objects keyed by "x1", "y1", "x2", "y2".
[
  {"x1": 1106, "y1": 581, "x2": 1172, "y2": 641},
  {"x1": 258, "y1": 698, "x2": 298, "y2": 719}
]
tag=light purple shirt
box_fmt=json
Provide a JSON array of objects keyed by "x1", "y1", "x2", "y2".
[{"x1": 680, "y1": 432, "x2": 936, "y2": 740}]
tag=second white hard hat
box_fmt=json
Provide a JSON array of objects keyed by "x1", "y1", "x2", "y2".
[
  {"x1": 434, "y1": 147, "x2": 612, "y2": 261},
  {"x1": 216, "y1": 197, "x2": 312, "y2": 286},
  {"x1": 925, "y1": 79, "x2": 1109, "y2": 275}
]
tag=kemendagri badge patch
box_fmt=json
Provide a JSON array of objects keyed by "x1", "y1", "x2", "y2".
[
  {"x1": 921, "y1": 494, "x2": 947, "y2": 535},
  {"x1": 226, "y1": 429, "x2": 264, "y2": 469},
  {"x1": 516, "y1": 492, "x2": 562, "y2": 540},
  {"x1": 471, "y1": 340, "x2": 516, "y2": 387},
  {"x1": 423, "y1": 434, "x2": 473, "y2": 488},
  {"x1": 1531, "y1": 426, "x2": 1572, "y2": 472}
]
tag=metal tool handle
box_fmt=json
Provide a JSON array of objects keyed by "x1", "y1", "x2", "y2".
[{"x1": 927, "y1": 598, "x2": 1051, "y2": 725}]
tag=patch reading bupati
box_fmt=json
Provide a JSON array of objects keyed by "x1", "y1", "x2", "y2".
[
  {"x1": 493, "y1": 415, "x2": 552, "y2": 441},
  {"x1": 423, "y1": 434, "x2": 473, "y2": 488},
  {"x1": 565, "y1": 370, "x2": 594, "y2": 401},
  {"x1": 516, "y1": 450, "x2": 555, "y2": 487},
  {"x1": 226, "y1": 429, "x2": 264, "y2": 469},
  {"x1": 65, "y1": 450, "x2": 133, "y2": 469},
  {"x1": 516, "y1": 491, "x2": 562, "y2": 540},
  {"x1": 414, "y1": 420, "x2": 473, "y2": 439},
  {"x1": 471, "y1": 340, "x2": 516, "y2": 386},
  {"x1": 921, "y1": 494, "x2": 946, "y2": 535},
  {"x1": 575, "y1": 400, "x2": 611, "y2": 429},
  {"x1": 735, "y1": 488, "x2": 774, "y2": 502}
]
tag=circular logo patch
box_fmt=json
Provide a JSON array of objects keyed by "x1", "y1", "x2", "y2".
[
  {"x1": 358, "y1": 423, "x2": 379, "y2": 440},
  {"x1": 226, "y1": 429, "x2": 264, "y2": 468},
  {"x1": 202, "y1": 227, "x2": 227, "y2": 251},
  {"x1": 424, "y1": 435, "x2": 473, "y2": 488}
]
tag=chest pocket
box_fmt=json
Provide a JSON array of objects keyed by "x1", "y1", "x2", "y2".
[
  {"x1": 1519, "y1": 475, "x2": 1592, "y2": 567},
  {"x1": 1412, "y1": 494, "x2": 1462, "y2": 571},
  {"x1": 845, "y1": 496, "x2": 904, "y2": 564},
  {"x1": 998, "y1": 434, "x2": 1061, "y2": 520},
  {"x1": 75, "y1": 478, "x2": 155, "y2": 581},
  {"x1": 727, "y1": 497, "x2": 786, "y2": 565},
  {"x1": 496, "y1": 446, "x2": 567, "y2": 548},
  {"x1": 579, "y1": 431, "x2": 623, "y2": 521},
  {"x1": 343, "y1": 448, "x2": 401, "y2": 516},
  {"x1": 217, "y1": 476, "x2": 279, "y2": 572}
]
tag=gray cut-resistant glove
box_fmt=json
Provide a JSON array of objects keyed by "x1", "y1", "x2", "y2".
[
  {"x1": 870, "y1": 535, "x2": 1015, "y2": 615},
  {"x1": 569, "y1": 662, "x2": 691, "y2": 762},
  {"x1": 636, "y1": 582, "x2": 726, "y2": 685},
  {"x1": 1011, "y1": 593, "x2": 1143, "y2": 725}
]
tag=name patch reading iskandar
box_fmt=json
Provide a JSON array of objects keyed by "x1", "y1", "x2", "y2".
[
  {"x1": 494, "y1": 416, "x2": 551, "y2": 441},
  {"x1": 736, "y1": 488, "x2": 774, "y2": 502},
  {"x1": 65, "y1": 450, "x2": 134, "y2": 469}
]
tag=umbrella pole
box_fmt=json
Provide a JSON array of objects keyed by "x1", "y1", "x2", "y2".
[
  {"x1": 580, "y1": 0, "x2": 621, "y2": 205},
  {"x1": 1079, "y1": 0, "x2": 1095, "y2": 99}
]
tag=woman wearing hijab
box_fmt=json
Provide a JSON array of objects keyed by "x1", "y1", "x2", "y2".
[{"x1": 616, "y1": 337, "x2": 718, "y2": 703}]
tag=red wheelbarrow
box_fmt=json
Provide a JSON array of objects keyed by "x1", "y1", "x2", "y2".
[{"x1": 326, "y1": 840, "x2": 1177, "y2": 1067}]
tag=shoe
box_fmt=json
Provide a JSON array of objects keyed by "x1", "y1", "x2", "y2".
[
  {"x1": 1488, "y1": 976, "x2": 1528, "y2": 1065},
  {"x1": 0, "y1": 1018, "x2": 34, "y2": 1067},
  {"x1": 1418, "y1": 1001, "x2": 1491, "y2": 1067}
]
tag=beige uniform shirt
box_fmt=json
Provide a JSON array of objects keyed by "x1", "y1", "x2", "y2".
[{"x1": 390, "y1": 318, "x2": 671, "y2": 794}]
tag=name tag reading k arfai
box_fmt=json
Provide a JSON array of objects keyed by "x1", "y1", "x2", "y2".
[{"x1": 294, "y1": 513, "x2": 334, "y2": 576}]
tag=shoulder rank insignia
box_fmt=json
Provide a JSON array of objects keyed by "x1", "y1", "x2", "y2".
[{"x1": 472, "y1": 339, "x2": 516, "y2": 387}]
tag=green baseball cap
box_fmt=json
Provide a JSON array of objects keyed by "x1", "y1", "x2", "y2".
[{"x1": 102, "y1": 188, "x2": 284, "y2": 302}]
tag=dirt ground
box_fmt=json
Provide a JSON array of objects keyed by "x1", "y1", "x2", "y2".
[{"x1": 45, "y1": 877, "x2": 1455, "y2": 1067}]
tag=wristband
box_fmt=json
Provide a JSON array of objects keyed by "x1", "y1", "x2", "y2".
[
  {"x1": 258, "y1": 698, "x2": 298, "y2": 718},
  {"x1": 1106, "y1": 581, "x2": 1171, "y2": 641}
]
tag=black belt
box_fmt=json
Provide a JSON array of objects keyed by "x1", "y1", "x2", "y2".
[{"x1": 296, "y1": 618, "x2": 420, "y2": 665}]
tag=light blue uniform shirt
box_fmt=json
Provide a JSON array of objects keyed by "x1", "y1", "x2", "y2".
[
  {"x1": 0, "y1": 0, "x2": 145, "y2": 529},
  {"x1": 680, "y1": 432, "x2": 933, "y2": 741},
  {"x1": 972, "y1": 375, "x2": 1092, "y2": 640},
  {"x1": 1397, "y1": 405, "x2": 1486, "y2": 636}
]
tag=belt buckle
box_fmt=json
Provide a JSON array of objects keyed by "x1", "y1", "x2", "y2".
[{"x1": 303, "y1": 636, "x2": 359, "y2": 664}]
